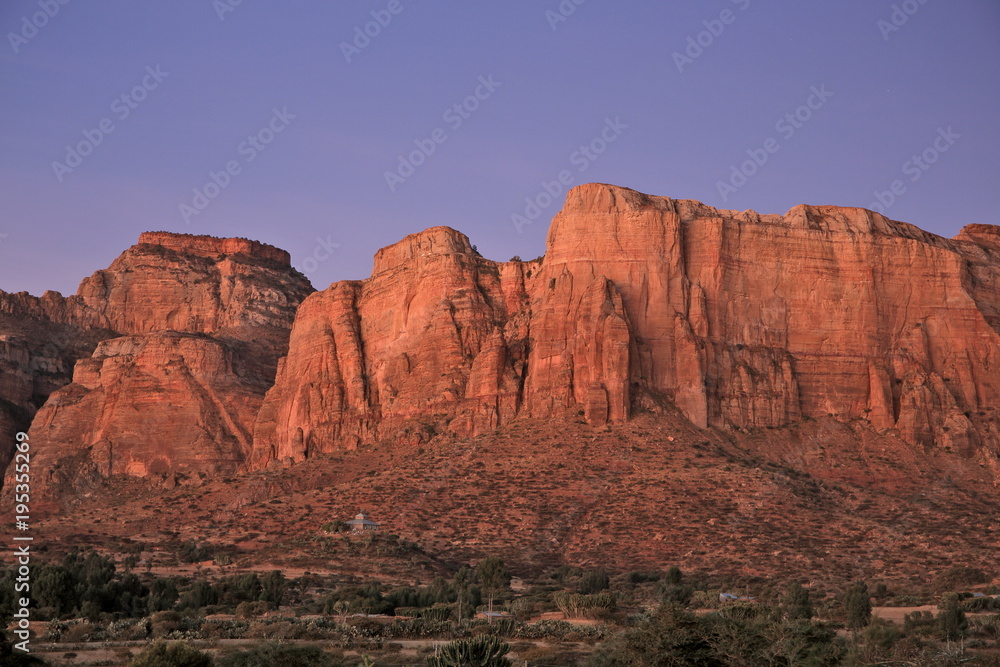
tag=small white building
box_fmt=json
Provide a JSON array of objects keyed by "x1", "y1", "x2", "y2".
[{"x1": 347, "y1": 511, "x2": 380, "y2": 532}]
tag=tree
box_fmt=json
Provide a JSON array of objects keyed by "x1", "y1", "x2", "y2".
[
  {"x1": 35, "y1": 565, "x2": 77, "y2": 616},
  {"x1": 148, "y1": 577, "x2": 180, "y2": 613},
  {"x1": 331, "y1": 599, "x2": 350, "y2": 624},
  {"x1": 128, "y1": 640, "x2": 213, "y2": 667},
  {"x1": 260, "y1": 570, "x2": 286, "y2": 608},
  {"x1": 453, "y1": 566, "x2": 472, "y2": 622},
  {"x1": 844, "y1": 581, "x2": 872, "y2": 631},
  {"x1": 782, "y1": 582, "x2": 813, "y2": 621},
  {"x1": 586, "y1": 604, "x2": 713, "y2": 666},
  {"x1": 426, "y1": 635, "x2": 511, "y2": 667},
  {"x1": 0, "y1": 613, "x2": 46, "y2": 666},
  {"x1": 937, "y1": 594, "x2": 968, "y2": 642},
  {"x1": 476, "y1": 557, "x2": 510, "y2": 624},
  {"x1": 180, "y1": 580, "x2": 218, "y2": 610},
  {"x1": 228, "y1": 572, "x2": 262, "y2": 603}
]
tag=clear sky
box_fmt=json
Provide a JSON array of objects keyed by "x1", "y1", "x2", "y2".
[{"x1": 2, "y1": 1, "x2": 998, "y2": 296}]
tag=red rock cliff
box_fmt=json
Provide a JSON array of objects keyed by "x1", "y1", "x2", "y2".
[
  {"x1": 251, "y1": 184, "x2": 1000, "y2": 467},
  {"x1": 9, "y1": 232, "x2": 312, "y2": 497}
]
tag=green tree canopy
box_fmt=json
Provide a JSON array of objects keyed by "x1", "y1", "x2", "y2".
[
  {"x1": 476, "y1": 557, "x2": 510, "y2": 623},
  {"x1": 844, "y1": 581, "x2": 872, "y2": 631}
]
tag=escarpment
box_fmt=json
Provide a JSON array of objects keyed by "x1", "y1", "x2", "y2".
[{"x1": 5, "y1": 186, "x2": 1000, "y2": 492}]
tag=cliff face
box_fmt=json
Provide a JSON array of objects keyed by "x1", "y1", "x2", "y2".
[
  {"x1": 251, "y1": 184, "x2": 1000, "y2": 467},
  {"x1": 6, "y1": 232, "x2": 312, "y2": 495},
  {"x1": 250, "y1": 227, "x2": 533, "y2": 464},
  {"x1": 7, "y1": 186, "x2": 1000, "y2": 489},
  {"x1": 0, "y1": 300, "x2": 117, "y2": 477}
]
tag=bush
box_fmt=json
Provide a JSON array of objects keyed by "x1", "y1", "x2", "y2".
[
  {"x1": 933, "y1": 566, "x2": 989, "y2": 592},
  {"x1": 235, "y1": 601, "x2": 269, "y2": 619},
  {"x1": 217, "y1": 641, "x2": 343, "y2": 667},
  {"x1": 150, "y1": 611, "x2": 182, "y2": 638},
  {"x1": 128, "y1": 640, "x2": 213, "y2": 667},
  {"x1": 177, "y1": 541, "x2": 212, "y2": 564},
  {"x1": 554, "y1": 592, "x2": 616, "y2": 619},
  {"x1": 578, "y1": 569, "x2": 610, "y2": 595},
  {"x1": 624, "y1": 571, "x2": 661, "y2": 584}
]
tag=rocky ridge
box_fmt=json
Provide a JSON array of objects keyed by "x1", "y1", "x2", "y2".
[
  {"x1": 251, "y1": 184, "x2": 1000, "y2": 474},
  {"x1": 5, "y1": 185, "x2": 1000, "y2": 498}
]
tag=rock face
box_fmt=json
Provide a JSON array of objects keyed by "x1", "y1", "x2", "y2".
[
  {"x1": 250, "y1": 227, "x2": 533, "y2": 464},
  {"x1": 5, "y1": 233, "x2": 312, "y2": 495},
  {"x1": 0, "y1": 297, "x2": 117, "y2": 478},
  {"x1": 252, "y1": 184, "x2": 1000, "y2": 467},
  {"x1": 6, "y1": 187, "x2": 1000, "y2": 491}
]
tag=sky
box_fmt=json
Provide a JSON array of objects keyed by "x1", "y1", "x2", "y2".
[{"x1": 2, "y1": 1, "x2": 998, "y2": 296}]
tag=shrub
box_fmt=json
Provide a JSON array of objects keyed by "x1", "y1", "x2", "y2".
[
  {"x1": 579, "y1": 569, "x2": 610, "y2": 595},
  {"x1": 217, "y1": 641, "x2": 343, "y2": 667},
  {"x1": 933, "y1": 566, "x2": 989, "y2": 592},
  {"x1": 553, "y1": 592, "x2": 616, "y2": 619},
  {"x1": 235, "y1": 601, "x2": 269, "y2": 619},
  {"x1": 177, "y1": 541, "x2": 211, "y2": 564},
  {"x1": 128, "y1": 640, "x2": 213, "y2": 667},
  {"x1": 150, "y1": 611, "x2": 182, "y2": 638}
]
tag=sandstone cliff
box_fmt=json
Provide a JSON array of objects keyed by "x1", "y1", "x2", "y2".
[
  {"x1": 4, "y1": 232, "x2": 312, "y2": 495},
  {"x1": 9, "y1": 186, "x2": 1000, "y2": 490},
  {"x1": 251, "y1": 184, "x2": 1000, "y2": 467}
]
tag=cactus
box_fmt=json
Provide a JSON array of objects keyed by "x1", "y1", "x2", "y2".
[{"x1": 425, "y1": 635, "x2": 511, "y2": 666}]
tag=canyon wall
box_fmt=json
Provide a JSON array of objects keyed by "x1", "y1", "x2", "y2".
[
  {"x1": 7, "y1": 185, "x2": 1000, "y2": 489},
  {"x1": 251, "y1": 184, "x2": 1000, "y2": 466}
]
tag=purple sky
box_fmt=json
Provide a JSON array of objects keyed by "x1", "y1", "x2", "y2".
[{"x1": 2, "y1": 1, "x2": 998, "y2": 296}]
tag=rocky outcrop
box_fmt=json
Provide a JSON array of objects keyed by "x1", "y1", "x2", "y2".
[
  {"x1": 250, "y1": 227, "x2": 532, "y2": 464},
  {"x1": 5, "y1": 232, "x2": 312, "y2": 494},
  {"x1": 0, "y1": 307, "x2": 116, "y2": 478},
  {"x1": 251, "y1": 184, "x2": 1000, "y2": 467},
  {"x1": 31, "y1": 333, "x2": 265, "y2": 481}
]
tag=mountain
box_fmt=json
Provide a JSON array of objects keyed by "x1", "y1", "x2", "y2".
[
  {"x1": 251, "y1": 183, "x2": 1000, "y2": 474},
  {"x1": 3, "y1": 185, "x2": 999, "y2": 582}
]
